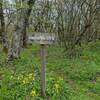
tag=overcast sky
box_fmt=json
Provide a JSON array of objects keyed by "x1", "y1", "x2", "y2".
[{"x1": 8, "y1": 0, "x2": 13, "y2": 4}]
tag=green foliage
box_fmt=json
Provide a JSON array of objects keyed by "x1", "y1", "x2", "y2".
[
  {"x1": 0, "y1": 41, "x2": 100, "y2": 100},
  {"x1": 0, "y1": 68, "x2": 71, "y2": 100},
  {"x1": 46, "y1": 76, "x2": 71, "y2": 100}
]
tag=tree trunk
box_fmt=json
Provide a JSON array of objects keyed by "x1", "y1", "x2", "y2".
[
  {"x1": 8, "y1": 0, "x2": 35, "y2": 60},
  {"x1": 22, "y1": 0, "x2": 36, "y2": 47},
  {"x1": 0, "y1": 0, "x2": 9, "y2": 53}
]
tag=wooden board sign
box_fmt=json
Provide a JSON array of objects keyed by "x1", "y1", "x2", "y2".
[{"x1": 29, "y1": 34, "x2": 55, "y2": 45}]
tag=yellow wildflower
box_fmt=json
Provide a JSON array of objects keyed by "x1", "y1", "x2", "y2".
[
  {"x1": 54, "y1": 83, "x2": 60, "y2": 93},
  {"x1": 54, "y1": 83, "x2": 59, "y2": 89},
  {"x1": 22, "y1": 80, "x2": 26, "y2": 84},
  {"x1": 17, "y1": 74, "x2": 23, "y2": 80},
  {"x1": 28, "y1": 73, "x2": 35, "y2": 80},
  {"x1": 22, "y1": 77, "x2": 29, "y2": 84},
  {"x1": 30, "y1": 90, "x2": 36, "y2": 97},
  {"x1": 58, "y1": 76, "x2": 63, "y2": 81},
  {"x1": 28, "y1": 73, "x2": 33, "y2": 79}
]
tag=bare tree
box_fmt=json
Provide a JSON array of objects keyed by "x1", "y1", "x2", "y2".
[
  {"x1": 8, "y1": 0, "x2": 35, "y2": 60},
  {"x1": 0, "y1": 0, "x2": 9, "y2": 53}
]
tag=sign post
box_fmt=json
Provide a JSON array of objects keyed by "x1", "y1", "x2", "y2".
[
  {"x1": 29, "y1": 33, "x2": 55, "y2": 98},
  {"x1": 40, "y1": 44, "x2": 46, "y2": 97}
]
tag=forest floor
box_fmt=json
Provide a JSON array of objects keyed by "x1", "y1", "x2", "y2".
[{"x1": 0, "y1": 41, "x2": 100, "y2": 100}]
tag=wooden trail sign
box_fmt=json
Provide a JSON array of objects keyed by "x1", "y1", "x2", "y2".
[
  {"x1": 29, "y1": 33, "x2": 55, "y2": 97},
  {"x1": 29, "y1": 35, "x2": 55, "y2": 44}
]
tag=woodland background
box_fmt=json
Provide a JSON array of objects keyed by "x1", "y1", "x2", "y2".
[{"x1": 0, "y1": 0, "x2": 100, "y2": 100}]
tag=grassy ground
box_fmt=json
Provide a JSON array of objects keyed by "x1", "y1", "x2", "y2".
[{"x1": 0, "y1": 41, "x2": 100, "y2": 100}]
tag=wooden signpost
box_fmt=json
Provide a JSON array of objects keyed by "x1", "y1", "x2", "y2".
[{"x1": 29, "y1": 33, "x2": 55, "y2": 98}]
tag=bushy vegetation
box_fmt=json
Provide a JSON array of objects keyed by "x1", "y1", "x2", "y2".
[{"x1": 0, "y1": 41, "x2": 100, "y2": 100}]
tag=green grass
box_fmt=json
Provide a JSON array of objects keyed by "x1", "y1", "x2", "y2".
[{"x1": 0, "y1": 41, "x2": 100, "y2": 100}]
